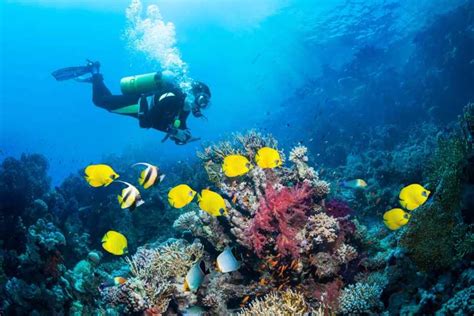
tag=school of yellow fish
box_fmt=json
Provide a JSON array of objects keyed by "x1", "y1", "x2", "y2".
[
  {"x1": 81, "y1": 146, "x2": 283, "y2": 289},
  {"x1": 383, "y1": 183, "x2": 431, "y2": 230}
]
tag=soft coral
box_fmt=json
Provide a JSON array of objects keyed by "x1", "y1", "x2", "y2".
[{"x1": 247, "y1": 182, "x2": 313, "y2": 258}]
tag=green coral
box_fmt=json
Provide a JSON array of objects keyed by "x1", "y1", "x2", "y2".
[{"x1": 400, "y1": 128, "x2": 470, "y2": 271}]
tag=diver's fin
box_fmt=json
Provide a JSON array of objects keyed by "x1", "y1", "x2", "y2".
[
  {"x1": 52, "y1": 65, "x2": 93, "y2": 81},
  {"x1": 51, "y1": 60, "x2": 100, "y2": 81}
]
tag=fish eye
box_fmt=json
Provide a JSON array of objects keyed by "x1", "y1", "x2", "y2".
[{"x1": 219, "y1": 208, "x2": 225, "y2": 215}]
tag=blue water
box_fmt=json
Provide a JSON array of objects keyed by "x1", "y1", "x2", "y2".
[{"x1": 1, "y1": 0, "x2": 465, "y2": 184}]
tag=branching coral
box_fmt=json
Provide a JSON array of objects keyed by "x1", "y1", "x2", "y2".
[
  {"x1": 305, "y1": 212, "x2": 339, "y2": 245},
  {"x1": 334, "y1": 243, "x2": 358, "y2": 265},
  {"x1": 246, "y1": 183, "x2": 313, "y2": 258},
  {"x1": 238, "y1": 289, "x2": 308, "y2": 316},
  {"x1": 338, "y1": 282, "x2": 383, "y2": 314},
  {"x1": 173, "y1": 211, "x2": 230, "y2": 250},
  {"x1": 104, "y1": 239, "x2": 203, "y2": 314}
]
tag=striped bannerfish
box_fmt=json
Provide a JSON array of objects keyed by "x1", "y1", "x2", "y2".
[
  {"x1": 115, "y1": 180, "x2": 145, "y2": 210},
  {"x1": 132, "y1": 162, "x2": 165, "y2": 189}
]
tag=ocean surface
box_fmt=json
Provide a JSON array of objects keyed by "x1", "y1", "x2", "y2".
[{"x1": 1, "y1": 0, "x2": 473, "y2": 315}]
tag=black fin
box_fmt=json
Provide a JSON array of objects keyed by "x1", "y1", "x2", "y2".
[{"x1": 52, "y1": 65, "x2": 94, "y2": 81}]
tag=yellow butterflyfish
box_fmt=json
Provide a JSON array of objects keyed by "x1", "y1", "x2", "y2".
[
  {"x1": 383, "y1": 208, "x2": 411, "y2": 230},
  {"x1": 399, "y1": 184, "x2": 430, "y2": 211},
  {"x1": 168, "y1": 184, "x2": 196, "y2": 208},
  {"x1": 84, "y1": 164, "x2": 119, "y2": 187},
  {"x1": 222, "y1": 155, "x2": 251, "y2": 177},
  {"x1": 255, "y1": 147, "x2": 282, "y2": 169},
  {"x1": 101, "y1": 230, "x2": 128, "y2": 255},
  {"x1": 198, "y1": 189, "x2": 227, "y2": 216}
]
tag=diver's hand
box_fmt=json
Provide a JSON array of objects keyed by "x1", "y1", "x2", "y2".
[{"x1": 169, "y1": 128, "x2": 192, "y2": 145}]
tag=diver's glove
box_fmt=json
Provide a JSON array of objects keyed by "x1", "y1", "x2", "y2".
[
  {"x1": 163, "y1": 127, "x2": 200, "y2": 145},
  {"x1": 170, "y1": 129, "x2": 192, "y2": 145}
]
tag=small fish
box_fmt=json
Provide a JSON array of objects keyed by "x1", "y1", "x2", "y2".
[
  {"x1": 116, "y1": 181, "x2": 145, "y2": 210},
  {"x1": 340, "y1": 179, "x2": 367, "y2": 189},
  {"x1": 132, "y1": 162, "x2": 165, "y2": 189},
  {"x1": 241, "y1": 296, "x2": 251, "y2": 305},
  {"x1": 184, "y1": 261, "x2": 207, "y2": 292},
  {"x1": 216, "y1": 247, "x2": 240, "y2": 273},
  {"x1": 232, "y1": 195, "x2": 238, "y2": 204},
  {"x1": 99, "y1": 277, "x2": 126, "y2": 290},
  {"x1": 222, "y1": 155, "x2": 251, "y2": 177},
  {"x1": 383, "y1": 208, "x2": 411, "y2": 230},
  {"x1": 255, "y1": 147, "x2": 282, "y2": 169},
  {"x1": 168, "y1": 184, "x2": 196, "y2": 208},
  {"x1": 198, "y1": 189, "x2": 227, "y2": 216},
  {"x1": 399, "y1": 184, "x2": 431, "y2": 211},
  {"x1": 101, "y1": 230, "x2": 128, "y2": 256},
  {"x1": 114, "y1": 277, "x2": 127, "y2": 285},
  {"x1": 84, "y1": 164, "x2": 119, "y2": 187}
]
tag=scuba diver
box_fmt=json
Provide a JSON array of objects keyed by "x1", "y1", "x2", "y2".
[{"x1": 52, "y1": 60, "x2": 211, "y2": 145}]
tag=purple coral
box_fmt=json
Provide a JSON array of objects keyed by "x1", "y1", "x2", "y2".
[
  {"x1": 325, "y1": 199, "x2": 353, "y2": 218},
  {"x1": 246, "y1": 183, "x2": 313, "y2": 258}
]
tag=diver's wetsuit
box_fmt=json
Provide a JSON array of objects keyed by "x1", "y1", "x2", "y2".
[{"x1": 91, "y1": 74, "x2": 190, "y2": 133}]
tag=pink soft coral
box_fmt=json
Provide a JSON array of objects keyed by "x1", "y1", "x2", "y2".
[{"x1": 246, "y1": 182, "x2": 313, "y2": 258}]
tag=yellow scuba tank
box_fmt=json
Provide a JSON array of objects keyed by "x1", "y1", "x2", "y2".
[{"x1": 120, "y1": 72, "x2": 162, "y2": 95}]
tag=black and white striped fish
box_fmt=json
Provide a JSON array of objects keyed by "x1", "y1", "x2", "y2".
[
  {"x1": 132, "y1": 162, "x2": 165, "y2": 189},
  {"x1": 116, "y1": 180, "x2": 145, "y2": 210}
]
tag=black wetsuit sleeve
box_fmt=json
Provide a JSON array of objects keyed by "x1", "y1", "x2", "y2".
[{"x1": 92, "y1": 74, "x2": 140, "y2": 113}]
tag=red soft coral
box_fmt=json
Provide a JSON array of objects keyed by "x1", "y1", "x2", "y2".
[{"x1": 247, "y1": 182, "x2": 313, "y2": 258}]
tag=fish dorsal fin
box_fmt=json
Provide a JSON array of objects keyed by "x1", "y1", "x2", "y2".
[
  {"x1": 115, "y1": 180, "x2": 133, "y2": 188},
  {"x1": 132, "y1": 162, "x2": 152, "y2": 168}
]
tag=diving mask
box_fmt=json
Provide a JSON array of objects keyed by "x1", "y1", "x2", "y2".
[{"x1": 195, "y1": 93, "x2": 210, "y2": 109}]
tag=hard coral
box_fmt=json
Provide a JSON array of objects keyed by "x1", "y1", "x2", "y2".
[
  {"x1": 338, "y1": 282, "x2": 383, "y2": 314},
  {"x1": 246, "y1": 183, "x2": 313, "y2": 258},
  {"x1": 238, "y1": 289, "x2": 308, "y2": 316},
  {"x1": 305, "y1": 212, "x2": 339, "y2": 245}
]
